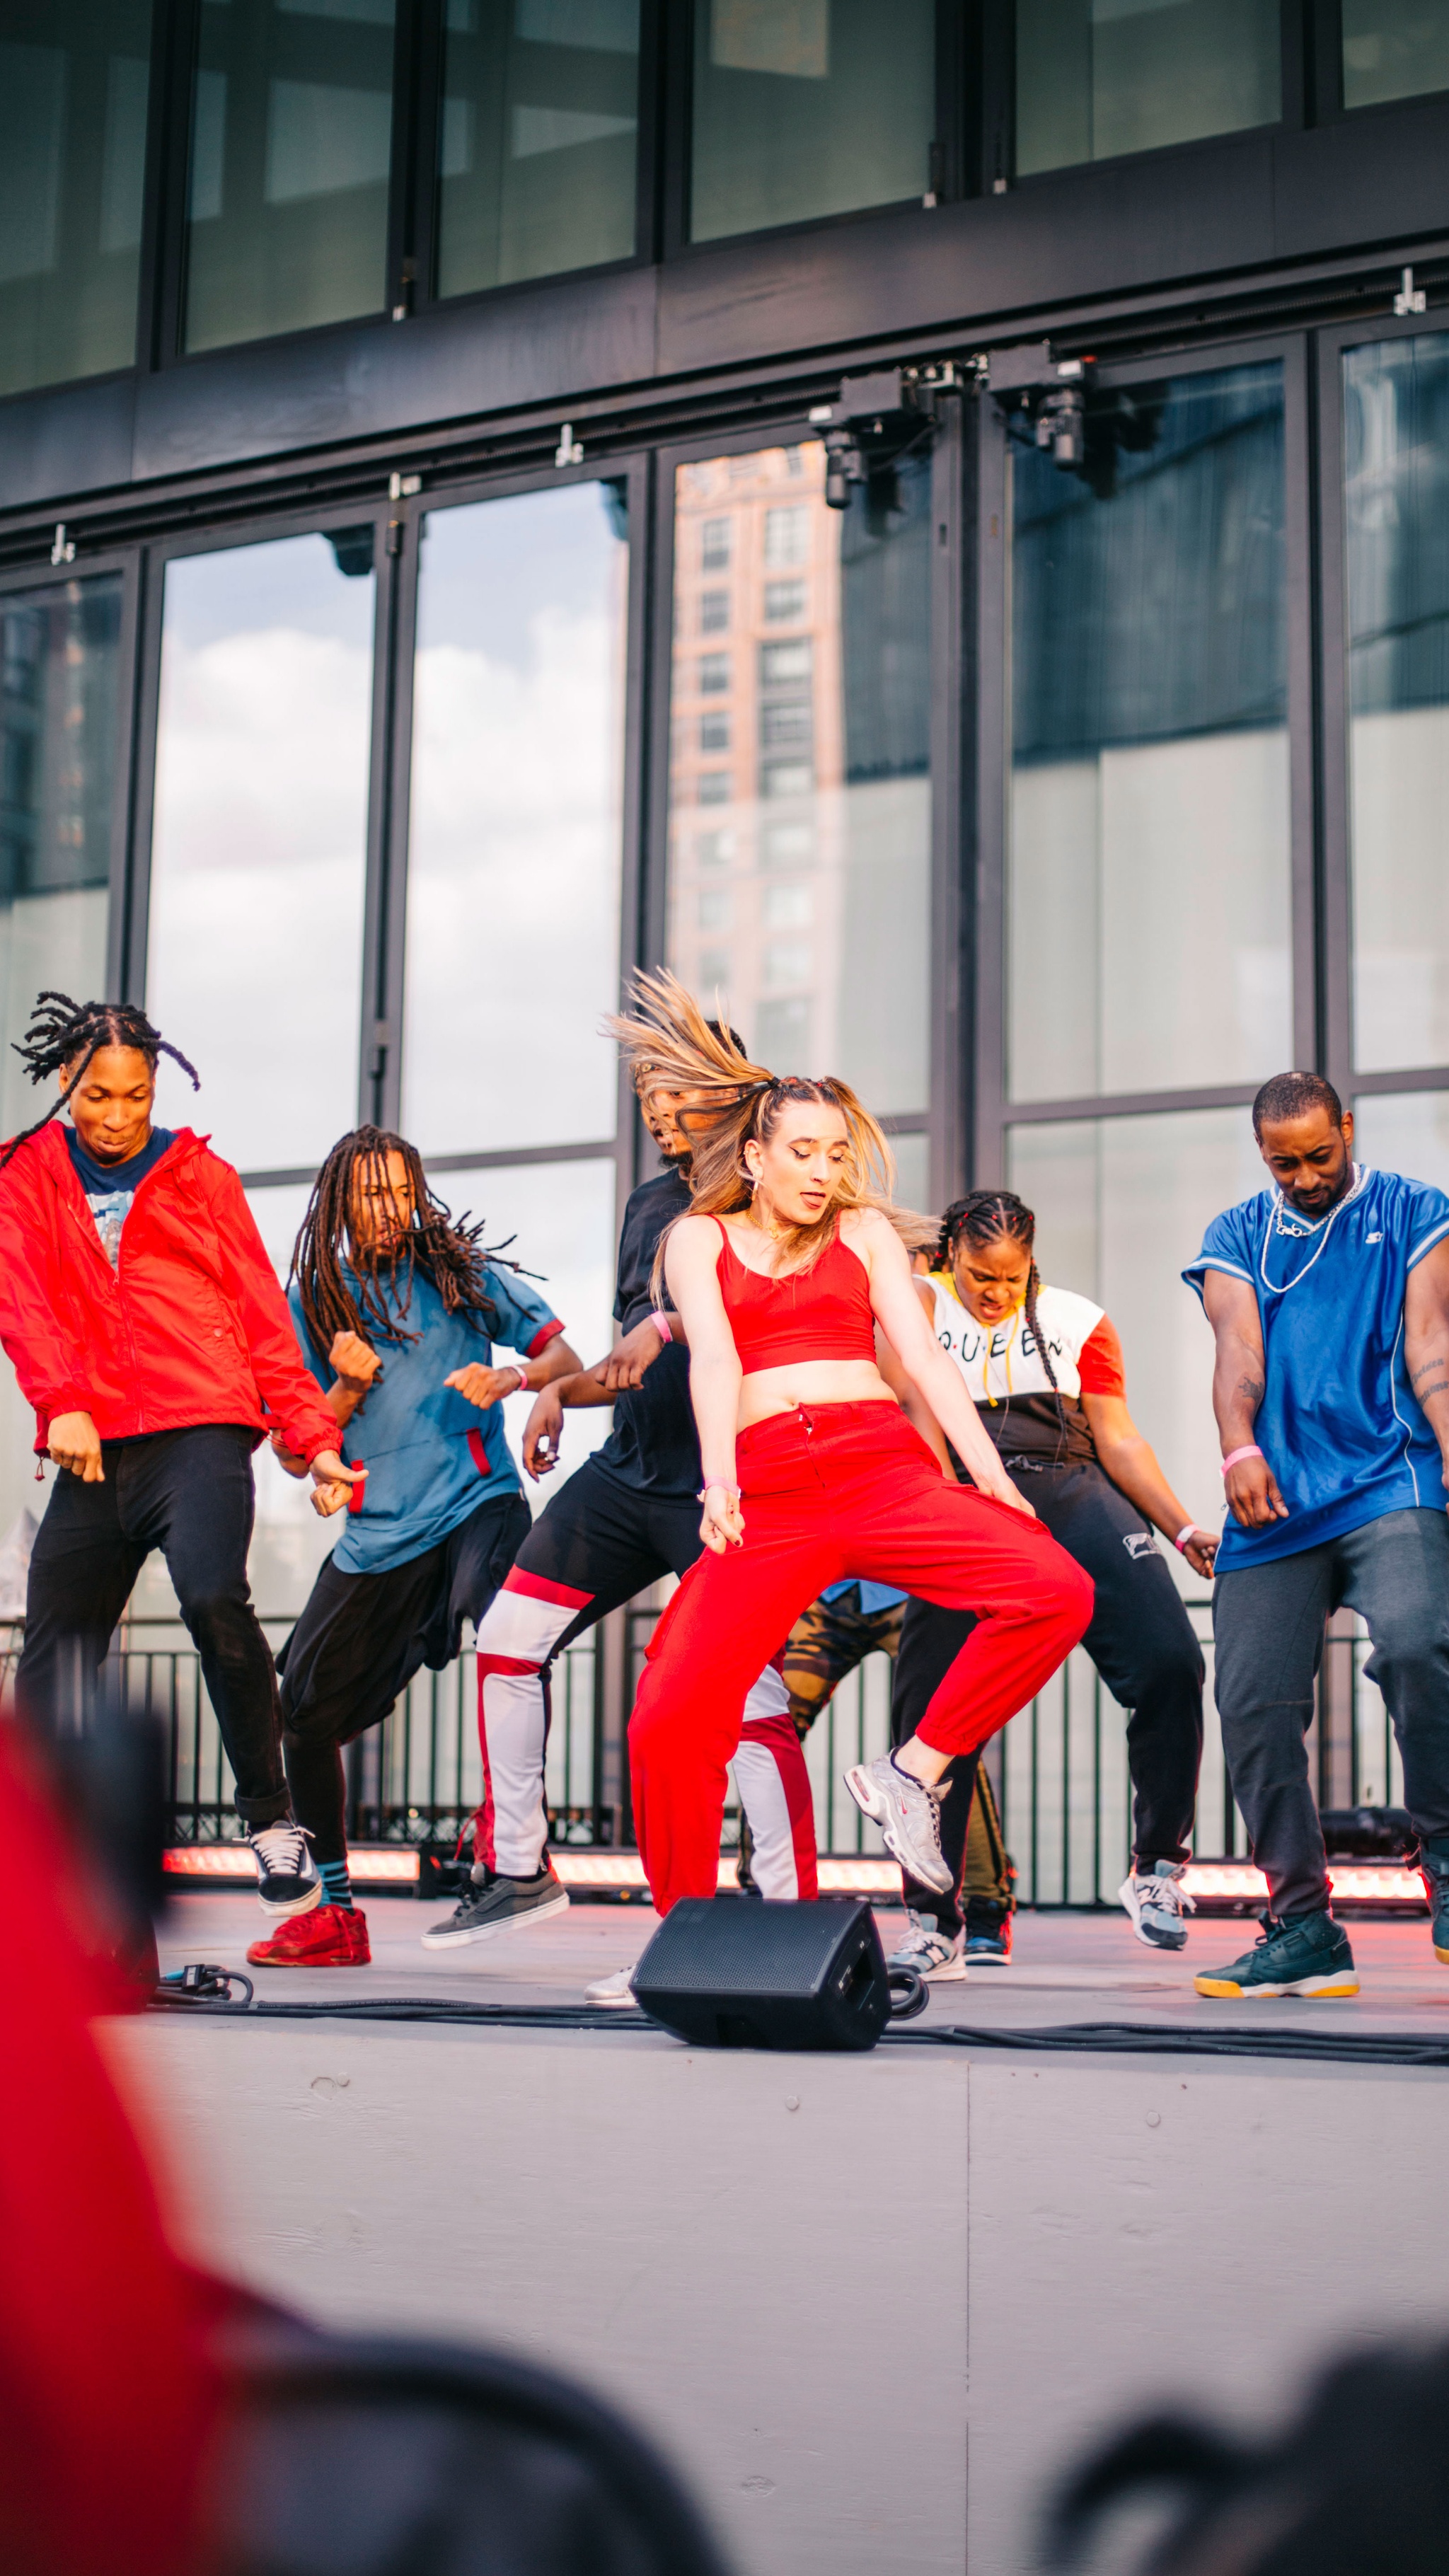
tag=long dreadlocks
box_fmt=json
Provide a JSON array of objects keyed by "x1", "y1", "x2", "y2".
[
  {"x1": 291, "y1": 1126, "x2": 526, "y2": 1360},
  {"x1": 937, "y1": 1190, "x2": 1068, "y2": 1460},
  {"x1": 3, "y1": 991, "x2": 200, "y2": 1168}
]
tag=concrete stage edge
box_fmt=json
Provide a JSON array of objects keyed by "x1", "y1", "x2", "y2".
[{"x1": 107, "y1": 2006, "x2": 1449, "y2": 2576}]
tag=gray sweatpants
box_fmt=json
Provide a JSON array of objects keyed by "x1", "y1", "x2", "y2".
[{"x1": 1213, "y1": 1508, "x2": 1449, "y2": 1917}]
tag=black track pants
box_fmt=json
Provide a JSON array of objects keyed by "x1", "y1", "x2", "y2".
[
  {"x1": 891, "y1": 1460, "x2": 1205, "y2": 1929},
  {"x1": 277, "y1": 1488, "x2": 532, "y2": 1864},
  {"x1": 1213, "y1": 1508, "x2": 1449, "y2": 1917},
  {"x1": 15, "y1": 1425, "x2": 289, "y2": 1825}
]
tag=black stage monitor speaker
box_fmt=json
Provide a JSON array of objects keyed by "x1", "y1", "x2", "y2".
[{"x1": 630, "y1": 1898, "x2": 898, "y2": 2051}]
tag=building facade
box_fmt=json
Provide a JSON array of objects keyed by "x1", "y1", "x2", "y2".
[{"x1": 1, "y1": 0, "x2": 1447, "y2": 1673}]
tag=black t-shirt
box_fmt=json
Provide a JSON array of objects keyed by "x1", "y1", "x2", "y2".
[{"x1": 592, "y1": 1165, "x2": 700, "y2": 1498}]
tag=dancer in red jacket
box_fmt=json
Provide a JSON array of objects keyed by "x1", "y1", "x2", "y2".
[
  {"x1": 606, "y1": 976, "x2": 1095, "y2": 1929},
  {"x1": 0, "y1": 993, "x2": 359, "y2": 1917}
]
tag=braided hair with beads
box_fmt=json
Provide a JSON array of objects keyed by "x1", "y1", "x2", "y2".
[
  {"x1": 291, "y1": 1126, "x2": 540, "y2": 1363},
  {"x1": 936, "y1": 1189, "x2": 1068, "y2": 1462},
  {"x1": 3, "y1": 991, "x2": 200, "y2": 1168}
]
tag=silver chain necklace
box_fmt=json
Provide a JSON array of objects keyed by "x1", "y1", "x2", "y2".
[{"x1": 1257, "y1": 1166, "x2": 1365, "y2": 1299}]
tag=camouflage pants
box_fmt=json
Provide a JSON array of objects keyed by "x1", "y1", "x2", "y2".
[{"x1": 773, "y1": 1586, "x2": 1013, "y2": 1909}]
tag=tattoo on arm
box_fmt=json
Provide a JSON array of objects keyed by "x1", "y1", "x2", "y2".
[
  {"x1": 1416, "y1": 1376, "x2": 1449, "y2": 1404},
  {"x1": 1237, "y1": 1376, "x2": 1264, "y2": 1404},
  {"x1": 1411, "y1": 1356, "x2": 1449, "y2": 1388}
]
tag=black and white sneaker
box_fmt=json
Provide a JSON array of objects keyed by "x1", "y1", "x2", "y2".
[
  {"x1": 420, "y1": 1863, "x2": 570, "y2": 1950},
  {"x1": 249, "y1": 1820, "x2": 322, "y2": 1919}
]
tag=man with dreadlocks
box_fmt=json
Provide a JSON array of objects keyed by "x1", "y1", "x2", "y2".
[
  {"x1": 884, "y1": 1189, "x2": 1218, "y2": 1977},
  {"x1": 254, "y1": 1127, "x2": 582, "y2": 1967},
  {"x1": 0, "y1": 993, "x2": 362, "y2": 1919}
]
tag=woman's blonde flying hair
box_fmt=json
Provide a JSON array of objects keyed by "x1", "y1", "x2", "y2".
[{"x1": 605, "y1": 969, "x2": 904, "y2": 1297}]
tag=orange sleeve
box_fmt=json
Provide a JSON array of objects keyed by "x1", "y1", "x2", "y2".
[{"x1": 1078, "y1": 1315, "x2": 1126, "y2": 1396}]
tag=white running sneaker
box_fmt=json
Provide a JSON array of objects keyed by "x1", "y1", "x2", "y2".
[
  {"x1": 887, "y1": 1911, "x2": 967, "y2": 1982},
  {"x1": 1119, "y1": 1859, "x2": 1196, "y2": 1951},
  {"x1": 844, "y1": 1752, "x2": 952, "y2": 1893},
  {"x1": 584, "y1": 1966, "x2": 637, "y2": 2006},
  {"x1": 248, "y1": 1820, "x2": 321, "y2": 1919}
]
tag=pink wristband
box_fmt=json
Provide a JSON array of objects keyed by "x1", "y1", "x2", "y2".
[
  {"x1": 650, "y1": 1309, "x2": 672, "y2": 1344},
  {"x1": 1174, "y1": 1523, "x2": 1196, "y2": 1553},
  {"x1": 511, "y1": 1365, "x2": 529, "y2": 1397},
  {"x1": 1220, "y1": 1445, "x2": 1262, "y2": 1476}
]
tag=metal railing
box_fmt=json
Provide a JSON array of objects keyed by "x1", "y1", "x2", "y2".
[{"x1": 0, "y1": 1602, "x2": 1401, "y2": 1897}]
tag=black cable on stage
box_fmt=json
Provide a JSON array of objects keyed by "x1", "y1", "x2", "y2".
[
  {"x1": 149, "y1": 1979, "x2": 651, "y2": 2031},
  {"x1": 882, "y1": 2019, "x2": 1449, "y2": 2069},
  {"x1": 146, "y1": 1980, "x2": 1449, "y2": 2067}
]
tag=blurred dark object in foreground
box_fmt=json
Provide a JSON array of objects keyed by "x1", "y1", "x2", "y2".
[
  {"x1": 220, "y1": 2329, "x2": 732, "y2": 2576},
  {"x1": 0, "y1": 1712, "x2": 734, "y2": 2576},
  {"x1": 1319, "y1": 1806, "x2": 1415, "y2": 1861},
  {"x1": 10, "y1": 1637, "x2": 168, "y2": 1990},
  {"x1": 0, "y1": 1717, "x2": 224, "y2": 2576},
  {"x1": 1049, "y1": 2340, "x2": 1449, "y2": 2574}
]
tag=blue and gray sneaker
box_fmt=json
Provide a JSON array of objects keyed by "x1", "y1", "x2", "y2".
[
  {"x1": 1194, "y1": 1908, "x2": 1358, "y2": 1999},
  {"x1": 887, "y1": 1911, "x2": 967, "y2": 1982},
  {"x1": 1118, "y1": 1859, "x2": 1195, "y2": 1951},
  {"x1": 1417, "y1": 1837, "x2": 1449, "y2": 1964}
]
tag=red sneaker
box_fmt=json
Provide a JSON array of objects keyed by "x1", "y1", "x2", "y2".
[{"x1": 247, "y1": 1904, "x2": 371, "y2": 1968}]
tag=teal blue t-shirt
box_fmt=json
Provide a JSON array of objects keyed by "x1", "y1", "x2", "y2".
[{"x1": 290, "y1": 1263, "x2": 562, "y2": 1574}]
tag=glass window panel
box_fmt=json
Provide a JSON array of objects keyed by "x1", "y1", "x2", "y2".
[
  {"x1": 1342, "y1": 0, "x2": 1449, "y2": 106},
  {"x1": 889, "y1": 1128, "x2": 929, "y2": 1214},
  {"x1": 690, "y1": 0, "x2": 933, "y2": 243},
  {"x1": 428, "y1": 1157, "x2": 617, "y2": 1492},
  {"x1": 0, "y1": 574, "x2": 118, "y2": 1558},
  {"x1": 666, "y1": 442, "x2": 930, "y2": 1116},
  {"x1": 1353, "y1": 1090, "x2": 1449, "y2": 1194},
  {"x1": 1345, "y1": 331, "x2": 1449, "y2": 1073},
  {"x1": 1008, "y1": 1107, "x2": 1264, "y2": 1552},
  {"x1": 146, "y1": 531, "x2": 373, "y2": 1169},
  {"x1": 0, "y1": 0, "x2": 151, "y2": 397},
  {"x1": 437, "y1": 0, "x2": 639, "y2": 299},
  {"x1": 183, "y1": 0, "x2": 396, "y2": 354},
  {"x1": 403, "y1": 483, "x2": 628, "y2": 1156},
  {"x1": 1015, "y1": 0, "x2": 1280, "y2": 176},
  {"x1": 232, "y1": 1178, "x2": 338, "y2": 1619},
  {"x1": 1009, "y1": 361, "x2": 1291, "y2": 1102}
]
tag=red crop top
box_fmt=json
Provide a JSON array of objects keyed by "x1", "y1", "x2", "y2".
[{"x1": 714, "y1": 1220, "x2": 877, "y2": 1373}]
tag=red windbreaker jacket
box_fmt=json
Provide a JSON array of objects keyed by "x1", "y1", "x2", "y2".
[{"x1": 0, "y1": 1123, "x2": 338, "y2": 1465}]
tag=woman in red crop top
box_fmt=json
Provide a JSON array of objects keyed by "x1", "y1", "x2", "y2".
[{"x1": 607, "y1": 976, "x2": 1095, "y2": 1918}]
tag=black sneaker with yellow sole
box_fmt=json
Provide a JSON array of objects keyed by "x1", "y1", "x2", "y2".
[{"x1": 1194, "y1": 1907, "x2": 1358, "y2": 1999}]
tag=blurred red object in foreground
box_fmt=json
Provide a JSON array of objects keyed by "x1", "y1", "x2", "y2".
[{"x1": 0, "y1": 1725, "x2": 224, "y2": 2576}]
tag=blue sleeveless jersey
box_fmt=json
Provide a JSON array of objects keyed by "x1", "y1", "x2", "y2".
[{"x1": 1184, "y1": 1166, "x2": 1449, "y2": 1568}]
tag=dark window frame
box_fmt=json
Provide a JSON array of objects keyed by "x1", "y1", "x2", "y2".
[
  {"x1": 0, "y1": 545, "x2": 144, "y2": 1008},
  {"x1": 1315, "y1": 304, "x2": 1449, "y2": 1108},
  {"x1": 986, "y1": 0, "x2": 1307, "y2": 192},
  {"x1": 663, "y1": 0, "x2": 964, "y2": 260},
  {"x1": 645, "y1": 409, "x2": 966, "y2": 1206},
  {"x1": 122, "y1": 450, "x2": 650, "y2": 1201},
  {"x1": 1309, "y1": 0, "x2": 1449, "y2": 125},
  {"x1": 971, "y1": 330, "x2": 1316, "y2": 1186}
]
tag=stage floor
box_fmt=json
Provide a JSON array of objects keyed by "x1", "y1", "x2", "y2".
[
  {"x1": 158, "y1": 1888, "x2": 1449, "y2": 2035},
  {"x1": 130, "y1": 1890, "x2": 1449, "y2": 2576}
]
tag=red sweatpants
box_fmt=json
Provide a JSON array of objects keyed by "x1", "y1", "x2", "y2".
[{"x1": 630, "y1": 1402, "x2": 1095, "y2": 1914}]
